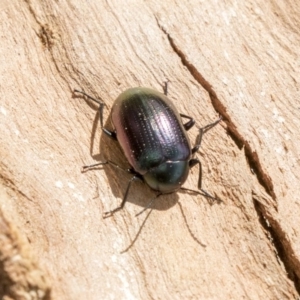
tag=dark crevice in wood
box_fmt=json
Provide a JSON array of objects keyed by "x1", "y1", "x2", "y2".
[
  {"x1": 24, "y1": 0, "x2": 89, "y2": 95},
  {"x1": 253, "y1": 198, "x2": 300, "y2": 295},
  {"x1": 0, "y1": 174, "x2": 34, "y2": 204}
]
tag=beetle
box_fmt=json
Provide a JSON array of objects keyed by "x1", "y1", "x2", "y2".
[{"x1": 74, "y1": 84, "x2": 221, "y2": 217}]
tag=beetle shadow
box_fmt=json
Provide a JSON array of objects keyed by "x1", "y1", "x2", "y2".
[
  {"x1": 177, "y1": 201, "x2": 207, "y2": 247},
  {"x1": 120, "y1": 208, "x2": 153, "y2": 253},
  {"x1": 120, "y1": 194, "x2": 214, "y2": 253},
  {"x1": 74, "y1": 92, "x2": 179, "y2": 214}
]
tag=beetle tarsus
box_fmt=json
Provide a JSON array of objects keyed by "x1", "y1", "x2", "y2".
[
  {"x1": 103, "y1": 175, "x2": 141, "y2": 218},
  {"x1": 192, "y1": 116, "x2": 222, "y2": 154},
  {"x1": 180, "y1": 187, "x2": 222, "y2": 204},
  {"x1": 74, "y1": 89, "x2": 104, "y2": 105},
  {"x1": 81, "y1": 161, "x2": 108, "y2": 172},
  {"x1": 198, "y1": 116, "x2": 222, "y2": 135},
  {"x1": 200, "y1": 188, "x2": 222, "y2": 204},
  {"x1": 103, "y1": 208, "x2": 120, "y2": 218},
  {"x1": 163, "y1": 80, "x2": 170, "y2": 96},
  {"x1": 74, "y1": 89, "x2": 115, "y2": 138}
]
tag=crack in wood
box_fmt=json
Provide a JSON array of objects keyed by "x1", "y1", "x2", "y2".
[{"x1": 253, "y1": 197, "x2": 300, "y2": 294}]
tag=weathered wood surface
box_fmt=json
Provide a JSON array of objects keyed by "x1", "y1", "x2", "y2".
[{"x1": 0, "y1": 1, "x2": 299, "y2": 299}]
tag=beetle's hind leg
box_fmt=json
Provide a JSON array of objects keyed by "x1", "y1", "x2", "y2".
[{"x1": 73, "y1": 90, "x2": 117, "y2": 140}]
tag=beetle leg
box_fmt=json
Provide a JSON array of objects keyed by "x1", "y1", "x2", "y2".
[
  {"x1": 180, "y1": 113, "x2": 195, "y2": 131},
  {"x1": 187, "y1": 158, "x2": 221, "y2": 203},
  {"x1": 189, "y1": 158, "x2": 203, "y2": 188},
  {"x1": 81, "y1": 160, "x2": 143, "y2": 216},
  {"x1": 197, "y1": 116, "x2": 222, "y2": 134},
  {"x1": 102, "y1": 128, "x2": 117, "y2": 140},
  {"x1": 103, "y1": 175, "x2": 142, "y2": 218},
  {"x1": 73, "y1": 89, "x2": 117, "y2": 140},
  {"x1": 82, "y1": 159, "x2": 134, "y2": 174},
  {"x1": 163, "y1": 80, "x2": 170, "y2": 96},
  {"x1": 161, "y1": 82, "x2": 196, "y2": 130},
  {"x1": 81, "y1": 161, "x2": 109, "y2": 172},
  {"x1": 192, "y1": 116, "x2": 222, "y2": 154}
]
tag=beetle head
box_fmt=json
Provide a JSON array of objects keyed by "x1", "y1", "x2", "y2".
[{"x1": 143, "y1": 161, "x2": 189, "y2": 193}]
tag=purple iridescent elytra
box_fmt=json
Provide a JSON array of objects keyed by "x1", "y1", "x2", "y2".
[{"x1": 111, "y1": 87, "x2": 192, "y2": 193}]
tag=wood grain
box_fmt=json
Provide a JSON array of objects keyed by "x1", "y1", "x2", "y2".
[{"x1": 0, "y1": 0, "x2": 299, "y2": 299}]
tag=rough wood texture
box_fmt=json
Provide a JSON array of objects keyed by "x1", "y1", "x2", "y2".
[{"x1": 0, "y1": 0, "x2": 299, "y2": 299}]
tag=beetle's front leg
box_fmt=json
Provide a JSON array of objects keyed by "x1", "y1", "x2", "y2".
[
  {"x1": 191, "y1": 116, "x2": 222, "y2": 154},
  {"x1": 187, "y1": 158, "x2": 221, "y2": 203}
]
